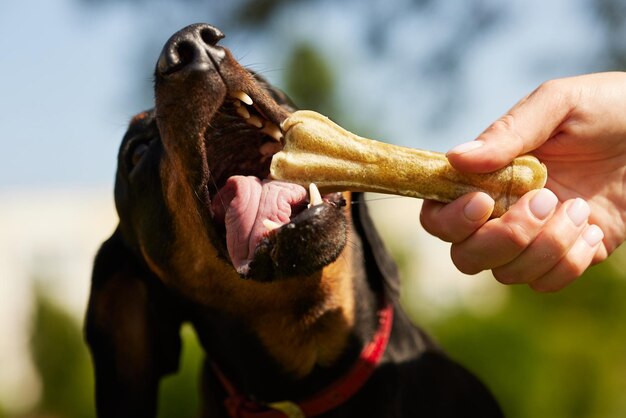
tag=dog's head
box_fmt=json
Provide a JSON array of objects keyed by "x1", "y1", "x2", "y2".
[{"x1": 113, "y1": 23, "x2": 351, "y2": 302}]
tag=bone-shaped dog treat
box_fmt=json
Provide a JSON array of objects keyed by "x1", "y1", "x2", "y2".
[{"x1": 271, "y1": 110, "x2": 548, "y2": 217}]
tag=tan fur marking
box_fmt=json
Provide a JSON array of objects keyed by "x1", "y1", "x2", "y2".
[
  {"x1": 248, "y1": 193, "x2": 356, "y2": 377},
  {"x1": 131, "y1": 111, "x2": 149, "y2": 124},
  {"x1": 157, "y1": 159, "x2": 359, "y2": 376}
]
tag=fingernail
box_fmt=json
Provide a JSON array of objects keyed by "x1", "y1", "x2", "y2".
[
  {"x1": 528, "y1": 189, "x2": 558, "y2": 220},
  {"x1": 463, "y1": 193, "x2": 494, "y2": 221},
  {"x1": 448, "y1": 140, "x2": 484, "y2": 155},
  {"x1": 566, "y1": 198, "x2": 590, "y2": 226},
  {"x1": 582, "y1": 224, "x2": 604, "y2": 247}
]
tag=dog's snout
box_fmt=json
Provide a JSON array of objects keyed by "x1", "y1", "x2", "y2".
[{"x1": 157, "y1": 23, "x2": 225, "y2": 76}]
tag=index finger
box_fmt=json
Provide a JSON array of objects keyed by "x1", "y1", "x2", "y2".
[{"x1": 420, "y1": 192, "x2": 494, "y2": 243}]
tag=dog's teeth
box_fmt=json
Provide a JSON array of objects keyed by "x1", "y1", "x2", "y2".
[
  {"x1": 308, "y1": 183, "x2": 323, "y2": 207},
  {"x1": 236, "y1": 106, "x2": 251, "y2": 119},
  {"x1": 260, "y1": 122, "x2": 283, "y2": 142},
  {"x1": 263, "y1": 219, "x2": 282, "y2": 231},
  {"x1": 247, "y1": 115, "x2": 263, "y2": 128},
  {"x1": 231, "y1": 91, "x2": 253, "y2": 105}
]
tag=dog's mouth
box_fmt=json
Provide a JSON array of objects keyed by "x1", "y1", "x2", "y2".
[
  {"x1": 153, "y1": 23, "x2": 347, "y2": 280},
  {"x1": 203, "y1": 91, "x2": 345, "y2": 277}
]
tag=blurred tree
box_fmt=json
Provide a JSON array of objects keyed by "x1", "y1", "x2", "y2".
[
  {"x1": 593, "y1": 0, "x2": 626, "y2": 70},
  {"x1": 29, "y1": 290, "x2": 94, "y2": 418},
  {"x1": 27, "y1": 289, "x2": 206, "y2": 417},
  {"x1": 73, "y1": 0, "x2": 507, "y2": 129},
  {"x1": 426, "y1": 259, "x2": 626, "y2": 418},
  {"x1": 157, "y1": 325, "x2": 203, "y2": 418},
  {"x1": 285, "y1": 42, "x2": 337, "y2": 116},
  {"x1": 233, "y1": 0, "x2": 304, "y2": 26}
]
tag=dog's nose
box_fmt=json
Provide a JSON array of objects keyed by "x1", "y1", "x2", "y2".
[{"x1": 157, "y1": 23, "x2": 225, "y2": 76}]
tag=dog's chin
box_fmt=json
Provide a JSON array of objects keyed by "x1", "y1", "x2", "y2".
[{"x1": 228, "y1": 190, "x2": 348, "y2": 282}]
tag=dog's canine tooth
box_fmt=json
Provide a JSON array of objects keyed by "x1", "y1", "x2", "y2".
[
  {"x1": 230, "y1": 91, "x2": 253, "y2": 105},
  {"x1": 262, "y1": 219, "x2": 282, "y2": 231},
  {"x1": 236, "y1": 106, "x2": 251, "y2": 119},
  {"x1": 308, "y1": 183, "x2": 323, "y2": 207},
  {"x1": 260, "y1": 122, "x2": 283, "y2": 142},
  {"x1": 247, "y1": 115, "x2": 264, "y2": 128}
]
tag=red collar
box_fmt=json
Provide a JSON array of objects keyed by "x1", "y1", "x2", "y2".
[{"x1": 211, "y1": 298, "x2": 394, "y2": 418}]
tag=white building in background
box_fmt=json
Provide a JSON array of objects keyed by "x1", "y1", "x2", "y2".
[{"x1": 0, "y1": 189, "x2": 503, "y2": 413}]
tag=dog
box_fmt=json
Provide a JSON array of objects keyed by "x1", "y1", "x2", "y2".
[{"x1": 85, "y1": 23, "x2": 503, "y2": 418}]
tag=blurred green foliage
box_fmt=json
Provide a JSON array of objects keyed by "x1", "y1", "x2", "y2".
[
  {"x1": 16, "y1": 256, "x2": 626, "y2": 418},
  {"x1": 285, "y1": 42, "x2": 338, "y2": 117},
  {"x1": 29, "y1": 291, "x2": 94, "y2": 418},
  {"x1": 13, "y1": 168, "x2": 626, "y2": 418},
  {"x1": 18, "y1": 293, "x2": 205, "y2": 418},
  {"x1": 156, "y1": 326, "x2": 203, "y2": 418},
  {"x1": 425, "y1": 258, "x2": 626, "y2": 418}
]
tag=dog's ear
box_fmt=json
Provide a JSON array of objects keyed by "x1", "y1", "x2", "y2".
[
  {"x1": 351, "y1": 193, "x2": 401, "y2": 302},
  {"x1": 85, "y1": 228, "x2": 183, "y2": 417}
]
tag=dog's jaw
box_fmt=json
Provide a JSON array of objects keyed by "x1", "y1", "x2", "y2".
[{"x1": 153, "y1": 25, "x2": 348, "y2": 282}]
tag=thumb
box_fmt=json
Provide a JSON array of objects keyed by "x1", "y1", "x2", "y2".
[{"x1": 447, "y1": 79, "x2": 576, "y2": 173}]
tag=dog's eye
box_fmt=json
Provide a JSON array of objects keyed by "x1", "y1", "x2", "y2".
[
  {"x1": 128, "y1": 141, "x2": 150, "y2": 169},
  {"x1": 132, "y1": 143, "x2": 149, "y2": 165}
]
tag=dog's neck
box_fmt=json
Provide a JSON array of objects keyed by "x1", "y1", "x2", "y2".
[
  {"x1": 191, "y1": 218, "x2": 381, "y2": 403},
  {"x1": 248, "y1": 241, "x2": 374, "y2": 376}
]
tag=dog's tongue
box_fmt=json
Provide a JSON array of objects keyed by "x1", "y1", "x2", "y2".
[{"x1": 212, "y1": 176, "x2": 307, "y2": 275}]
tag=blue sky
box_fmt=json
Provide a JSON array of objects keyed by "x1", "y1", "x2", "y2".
[
  {"x1": 1, "y1": 1, "x2": 138, "y2": 188},
  {"x1": 0, "y1": 0, "x2": 605, "y2": 189}
]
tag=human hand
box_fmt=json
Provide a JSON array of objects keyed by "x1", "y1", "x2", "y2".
[{"x1": 420, "y1": 72, "x2": 626, "y2": 291}]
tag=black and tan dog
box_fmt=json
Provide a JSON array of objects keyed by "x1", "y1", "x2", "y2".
[{"x1": 85, "y1": 23, "x2": 503, "y2": 418}]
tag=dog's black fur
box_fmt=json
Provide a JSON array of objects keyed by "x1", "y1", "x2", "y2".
[{"x1": 85, "y1": 23, "x2": 503, "y2": 417}]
